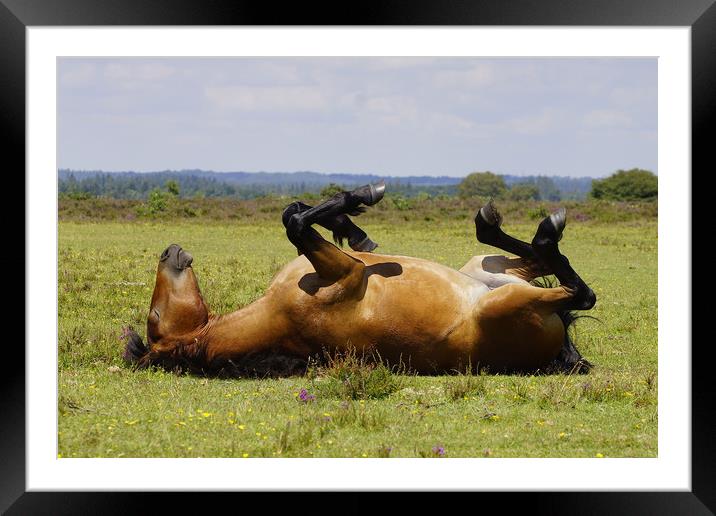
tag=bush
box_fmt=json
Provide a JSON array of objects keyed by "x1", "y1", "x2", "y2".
[
  {"x1": 63, "y1": 191, "x2": 94, "y2": 201},
  {"x1": 527, "y1": 205, "x2": 549, "y2": 220},
  {"x1": 136, "y1": 188, "x2": 172, "y2": 217},
  {"x1": 507, "y1": 183, "x2": 540, "y2": 201},
  {"x1": 591, "y1": 169, "x2": 657, "y2": 201},
  {"x1": 165, "y1": 180, "x2": 180, "y2": 196},
  {"x1": 458, "y1": 171, "x2": 507, "y2": 199},
  {"x1": 320, "y1": 183, "x2": 345, "y2": 199},
  {"x1": 390, "y1": 195, "x2": 411, "y2": 211}
]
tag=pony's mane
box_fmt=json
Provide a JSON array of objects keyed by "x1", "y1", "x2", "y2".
[{"x1": 531, "y1": 276, "x2": 599, "y2": 375}]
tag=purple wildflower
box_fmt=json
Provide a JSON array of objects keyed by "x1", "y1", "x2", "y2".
[
  {"x1": 298, "y1": 388, "x2": 316, "y2": 403},
  {"x1": 432, "y1": 445, "x2": 446, "y2": 457}
]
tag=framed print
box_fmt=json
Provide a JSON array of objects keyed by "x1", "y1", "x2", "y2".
[{"x1": 4, "y1": 0, "x2": 712, "y2": 513}]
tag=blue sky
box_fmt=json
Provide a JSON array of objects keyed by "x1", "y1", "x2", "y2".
[{"x1": 58, "y1": 57, "x2": 657, "y2": 178}]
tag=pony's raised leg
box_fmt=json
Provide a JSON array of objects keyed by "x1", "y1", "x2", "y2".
[
  {"x1": 474, "y1": 199, "x2": 566, "y2": 263},
  {"x1": 285, "y1": 201, "x2": 378, "y2": 252},
  {"x1": 531, "y1": 211, "x2": 597, "y2": 311},
  {"x1": 282, "y1": 182, "x2": 385, "y2": 282}
]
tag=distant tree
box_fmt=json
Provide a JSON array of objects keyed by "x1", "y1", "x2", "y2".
[
  {"x1": 591, "y1": 168, "x2": 657, "y2": 201},
  {"x1": 165, "y1": 180, "x2": 180, "y2": 196},
  {"x1": 146, "y1": 188, "x2": 169, "y2": 214},
  {"x1": 507, "y1": 183, "x2": 541, "y2": 201},
  {"x1": 320, "y1": 183, "x2": 345, "y2": 198},
  {"x1": 458, "y1": 172, "x2": 507, "y2": 199}
]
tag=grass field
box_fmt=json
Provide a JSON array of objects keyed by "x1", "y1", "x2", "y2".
[{"x1": 58, "y1": 200, "x2": 657, "y2": 458}]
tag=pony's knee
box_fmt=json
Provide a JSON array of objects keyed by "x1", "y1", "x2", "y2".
[
  {"x1": 576, "y1": 286, "x2": 597, "y2": 310},
  {"x1": 285, "y1": 213, "x2": 305, "y2": 240},
  {"x1": 282, "y1": 202, "x2": 303, "y2": 228}
]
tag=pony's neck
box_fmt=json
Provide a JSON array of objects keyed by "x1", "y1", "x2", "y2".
[{"x1": 199, "y1": 296, "x2": 289, "y2": 365}]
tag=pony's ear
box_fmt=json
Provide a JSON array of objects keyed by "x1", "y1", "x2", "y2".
[{"x1": 121, "y1": 328, "x2": 148, "y2": 364}]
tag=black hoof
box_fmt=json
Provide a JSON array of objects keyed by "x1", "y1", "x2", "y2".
[
  {"x1": 350, "y1": 236, "x2": 378, "y2": 252},
  {"x1": 348, "y1": 181, "x2": 386, "y2": 207},
  {"x1": 533, "y1": 207, "x2": 567, "y2": 247},
  {"x1": 549, "y1": 207, "x2": 567, "y2": 242},
  {"x1": 365, "y1": 180, "x2": 386, "y2": 206},
  {"x1": 476, "y1": 198, "x2": 503, "y2": 228}
]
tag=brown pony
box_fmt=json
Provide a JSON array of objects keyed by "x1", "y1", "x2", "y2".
[{"x1": 122, "y1": 182, "x2": 596, "y2": 376}]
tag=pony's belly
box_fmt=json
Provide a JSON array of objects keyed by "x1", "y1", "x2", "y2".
[{"x1": 329, "y1": 279, "x2": 490, "y2": 369}]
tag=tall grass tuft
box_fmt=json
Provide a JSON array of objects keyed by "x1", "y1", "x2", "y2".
[
  {"x1": 309, "y1": 348, "x2": 403, "y2": 400},
  {"x1": 443, "y1": 366, "x2": 488, "y2": 401}
]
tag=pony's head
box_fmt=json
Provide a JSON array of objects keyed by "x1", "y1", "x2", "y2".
[
  {"x1": 122, "y1": 244, "x2": 209, "y2": 366},
  {"x1": 147, "y1": 244, "x2": 209, "y2": 345}
]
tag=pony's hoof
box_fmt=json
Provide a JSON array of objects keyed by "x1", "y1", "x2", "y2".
[
  {"x1": 350, "y1": 236, "x2": 378, "y2": 253},
  {"x1": 477, "y1": 199, "x2": 503, "y2": 228},
  {"x1": 366, "y1": 180, "x2": 386, "y2": 206},
  {"x1": 350, "y1": 180, "x2": 386, "y2": 207},
  {"x1": 534, "y1": 207, "x2": 567, "y2": 246},
  {"x1": 549, "y1": 207, "x2": 567, "y2": 242}
]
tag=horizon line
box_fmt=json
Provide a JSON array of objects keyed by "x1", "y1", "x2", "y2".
[{"x1": 57, "y1": 168, "x2": 636, "y2": 179}]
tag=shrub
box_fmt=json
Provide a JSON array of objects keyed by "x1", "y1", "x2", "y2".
[
  {"x1": 458, "y1": 171, "x2": 507, "y2": 199},
  {"x1": 136, "y1": 187, "x2": 174, "y2": 217},
  {"x1": 590, "y1": 169, "x2": 657, "y2": 201},
  {"x1": 390, "y1": 195, "x2": 411, "y2": 211},
  {"x1": 165, "y1": 180, "x2": 180, "y2": 196},
  {"x1": 527, "y1": 205, "x2": 549, "y2": 220},
  {"x1": 507, "y1": 183, "x2": 540, "y2": 201},
  {"x1": 320, "y1": 183, "x2": 345, "y2": 198}
]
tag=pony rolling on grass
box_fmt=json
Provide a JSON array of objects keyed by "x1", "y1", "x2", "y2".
[{"x1": 122, "y1": 181, "x2": 596, "y2": 377}]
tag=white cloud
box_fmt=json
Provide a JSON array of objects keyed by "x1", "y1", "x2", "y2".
[
  {"x1": 59, "y1": 62, "x2": 97, "y2": 88},
  {"x1": 102, "y1": 62, "x2": 176, "y2": 91},
  {"x1": 502, "y1": 108, "x2": 562, "y2": 135},
  {"x1": 204, "y1": 85, "x2": 328, "y2": 111},
  {"x1": 583, "y1": 109, "x2": 633, "y2": 128},
  {"x1": 610, "y1": 86, "x2": 657, "y2": 106},
  {"x1": 104, "y1": 62, "x2": 176, "y2": 81},
  {"x1": 433, "y1": 64, "x2": 495, "y2": 89}
]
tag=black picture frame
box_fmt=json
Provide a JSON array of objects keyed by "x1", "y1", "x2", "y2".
[{"x1": 3, "y1": 1, "x2": 710, "y2": 513}]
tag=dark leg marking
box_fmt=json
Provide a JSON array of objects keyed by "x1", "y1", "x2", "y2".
[
  {"x1": 283, "y1": 201, "x2": 377, "y2": 252},
  {"x1": 531, "y1": 210, "x2": 596, "y2": 311},
  {"x1": 283, "y1": 181, "x2": 385, "y2": 254},
  {"x1": 475, "y1": 199, "x2": 567, "y2": 262}
]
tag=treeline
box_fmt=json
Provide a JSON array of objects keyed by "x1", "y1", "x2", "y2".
[
  {"x1": 58, "y1": 170, "x2": 583, "y2": 201},
  {"x1": 58, "y1": 168, "x2": 654, "y2": 202},
  {"x1": 60, "y1": 172, "x2": 238, "y2": 199},
  {"x1": 58, "y1": 172, "x2": 464, "y2": 200}
]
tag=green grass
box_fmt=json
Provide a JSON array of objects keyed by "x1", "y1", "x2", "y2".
[{"x1": 58, "y1": 206, "x2": 657, "y2": 458}]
